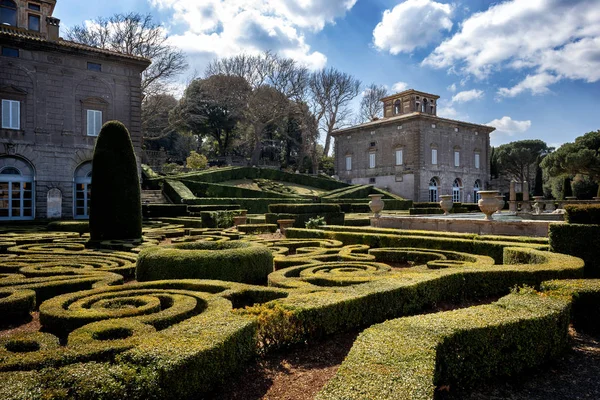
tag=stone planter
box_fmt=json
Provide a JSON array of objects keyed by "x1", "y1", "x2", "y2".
[
  {"x1": 277, "y1": 219, "x2": 295, "y2": 236},
  {"x1": 478, "y1": 191, "x2": 500, "y2": 221},
  {"x1": 495, "y1": 195, "x2": 505, "y2": 213},
  {"x1": 439, "y1": 195, "x2": 453, "y2": 215},
  {"x1": 368, "y1": 194, "x2": 384, "y2": 217},
  {"x1": 233, "y1": 216, "x2": 247, "y2": 226}
]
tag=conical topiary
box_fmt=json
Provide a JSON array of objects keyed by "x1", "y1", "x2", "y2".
[{"x1": 89, "y1": 121, "x2": 142, "y2": 241}]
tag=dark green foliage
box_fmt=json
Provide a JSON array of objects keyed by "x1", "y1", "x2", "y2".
[
  {"x1": 561, "y1": 176, "x2": 573, "y2": 199},
  {"x1": 188, "y1": 204, "x2": 242, "y2": 212},
  {"x1": 89, "y1": 121, "x2": 142, "y2": 241},
  {"x1": 265, "y1": 212, "x2": 344, "y2": 228},
  {"x1": 534, "y1": 163, "x2": 544, "y2": 196},
  {"x1": 564, "y1": 204, "x2": 600, "y2": 224},
  {"x1": 320, "y1": 198, "x2": 413, "y2": 210},
  {"x1": 237, "y1": 224, "x2": 278, "y2": 234},
  {"x1": 0, "y1": 289, "x2": 35, "y2": 322},
  {"x1": 542, "y1": 130, "x2": 600, "y2": 184},
  {"x1": 200, "y1": 210, "x2": 244, "y2": 228},
  {"x1": 47, "y1": 221, "x2": 90, "y2": 234},
  {"x1": 549, "y1": 223, "x2": 600, "y2": 277},
  {"x1": 136, "y1": 241, "x2": 274, "y2": 284},
  {"x1": 142, "y1": 204, "x2": 189, "y2": 218},
  {"x1": 182, "y1": 180, "x2": 298, "y2": 199},
  {"x1": 268, "y1": 204, "x2": 341, "y2": 214}
]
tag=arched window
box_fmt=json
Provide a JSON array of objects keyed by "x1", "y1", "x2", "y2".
[
  {"x1": 473, "y1": 180, "x2": 481, "y2": 202},
  {"x1": 429, "y1": 177, "x2": 439, "y2": 202},
  {"x1": 0, "y1": 0, "x2": 17, "y2": 26},
  {"x1": 74, "y1": 162, "x2": 92, "y2": 219},
  {"x1": 422, "y1": 98, "x2": 428, "y2": 113},
  {"x1": 453, "y1": 178, "x2": 462, "y2": 203},
  {"x1": 0, "y1": 157, "x2": 35, "y2": 220},
  {"x1": 394, "y1": 100, "x2": 401, "y2": 115}
]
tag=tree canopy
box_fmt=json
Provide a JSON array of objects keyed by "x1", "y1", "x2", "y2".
[
  {"x1": 541, "y1": 130, "x2": 600, "y2": 183},
  {"x1": 493, "y1": 140, "x2": 551, "y2": 183}
]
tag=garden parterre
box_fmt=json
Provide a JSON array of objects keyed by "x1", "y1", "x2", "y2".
[{"x1": 0, "y1": 223, "x2": 597, "y2": 400}]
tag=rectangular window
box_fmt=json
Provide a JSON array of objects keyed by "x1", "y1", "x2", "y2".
[
  {"x1": 431, "y1": 149, "x2": 437, "y2": 165},
  {"x1": 86, "y1": 110, "x2": 102, "y2": 136},
  {"x1": 395, "y1": 149, "x2": 403, "y2": 165},
  {"x1": 369, "y1": 152, "x2": 376, "y2": 169},
  {"x1": 1, "y1": 47, "x2": 19, "y2": 58},
  {"x1": 454, "y1": 151, "x2": 460, "y2": 167},
  {"x1": 369, "y1": 177, "x2": 376, "y2": 184},
  {"x1": 87, "y1": 62, "x2": 102, "y2": 72},
  {"x1": 345, "y1": 155, "x2": 352, "y2": 171},
  {"x1": 28, "y1": 3, "x2": 41, "y2": 11},
  {"x1": 1, "y1": 100, "x2": 20, "y2": 130},
  {"x1": 28, "y1": 14, "x2": 40, "y2": 32},
  {"x1": 475, "y1": 153, "x2": 480, "y2": 169}
]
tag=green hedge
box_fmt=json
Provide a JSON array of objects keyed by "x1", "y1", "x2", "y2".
[
  {"x1": 184, "y1": 198, "x2": 299, "y2": 214},
  {"x1": 162, "y1": 167, "x2": 347, "y2": 190},
  {"x1": 181, "y1": 179, "x2": 298, "y2": 199},
  {"x1": 136, "y1": 241, "x2": 273, "y2": 284},
  {"x1": 237, "y1": 224, "x2": 278, "y2": 234},
  {"x1": 564, "y1": 204, "x2": 600, "y2": 224},
  {"x1": 89, "y1": 121, "x2": 142, "y2": 242},
  {"x1": 0, "y1": 289, "x2": 36, "y2": 322},
  {"x1": 268, "y1": 204, "x2": 341, "y2": 214},
  {"x1": 188, "y1": 205, "x2": 242, "y2": 212},
  {"x1": 317, "y1": 290, "x2": 571, "y2": 399},
  {"x1": 321, "y1": 198, "x2": 413, "y2": 210},
  {"x1": 47, "y1": 221, "x2": 90, "y2": 234},
  {"x1": 142, "y1": 204, "x2": 189, "y2": 218},
  {"x1": 265, "y1": 212, "x2": 345, "y2": 228},
  {"x1": 200, "y1": 210, "x2": 244, "y2": 228},
  {"x1": 163, "y1": 180, "x2": 195, "y2": 204},
  {"x1": 549, "y1": 223, "x2": 600, "y2": 277}
]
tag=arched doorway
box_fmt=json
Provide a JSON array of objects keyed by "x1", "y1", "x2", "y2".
[
  {"x1": 429, "y1": 177, "x2": 439, "y2": 202},
  {"x1": 74, "y1": 162, "x2": 92, "y2": 219},
  {"x1": 0, "y1": 157, "x2": 34, "y2": 220},
  {"x1": 453, "y1": 178, "x2": 462, "y2": 203},
  {"x1": 473, "y1": 180, "x2": 482, "y2": 202}
]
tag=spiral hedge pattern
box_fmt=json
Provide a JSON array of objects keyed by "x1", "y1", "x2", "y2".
[{"x1": 0, "y1": 223, "x2": 597, "y2": 400}]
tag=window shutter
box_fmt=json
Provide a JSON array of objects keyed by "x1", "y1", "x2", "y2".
[
  {"x1": 95, "y1": 111, "x2": 102, "y2": 135},
  {"x1": 12, "y1": 101, "x2": 19, "y2": 129},
  {"x1": 1, "y1": 100, "x2": 9, "y2": 128},
  {"x1": 87, "y1": 110, "x2": 94, "y2": 136},
  {"x1": 396, "y1": 149, "x2": 403, "y2": 165}
]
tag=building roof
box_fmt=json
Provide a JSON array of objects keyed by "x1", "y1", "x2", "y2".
[
  {"x1": 0, "y1": 25, "x2": 151, "y2": 64},
  {"x1": 380, "y1": 89, "x2": 441, "y2": 102},
  {"x1": 332, "y1": 111, "x2": 496, "y2": 136}
]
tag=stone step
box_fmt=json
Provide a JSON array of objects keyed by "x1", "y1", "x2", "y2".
[{"x1": 141, "y1": 190, "x2": 169, "y2": 204}]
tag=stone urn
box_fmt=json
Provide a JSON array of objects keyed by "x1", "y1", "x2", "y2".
[
  {"x1": 495, "y1": 195, "x2": 505, "y2": 213},
  {"x1": 233, "y1": 215, "x2": 247, "y2": 226},
  {"x1": 439, "y1": 195, "x2": 453, "y2": 215},
  {"x1": 368, "y1": 194, "x2": 384, "y2": 217},
  {"x1": 277, "y1": 219, "x2": 295, "y2": 236},
  {"x1": 478, "y1": 191, "x2": 500, "y2": 221}
]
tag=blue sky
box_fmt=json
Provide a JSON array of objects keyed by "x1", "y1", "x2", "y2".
[{"x1": 54, "y1": 0, "x2": 600, "y2": 148}]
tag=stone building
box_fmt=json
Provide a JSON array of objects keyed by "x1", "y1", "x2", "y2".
[
  {"x1": 333, "y1": 89, "x2": 495, "y2": 202},
  {"x1": 0, "y1": 0, "x2": 150, "y2": 221}
]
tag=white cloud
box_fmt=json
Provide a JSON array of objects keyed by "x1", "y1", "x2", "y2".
[
  {"x1": 451, "y1": 89, "x2": 484, "y2": 103},
  {"x1": 437, "y1": 105, "x2": 458, "y2": 118},
  {"x1": 373, "y1": 0, "x2": 453, "y2": 54},
  {"x1": 497, "y1": 72, "x2": 560, "y2": 97},
  {"x1": 391, "y1": 81, "x2": 409, "y2": 92},
  {"x1": 149, "y1": 0, "x2": 356, "y2": 70},
  {"x1": 423, "y1": 0, "x2": 600, "y2": 95},
  {"x1": 486, "y1": 116, "x2": 532, "y2": 137},
  {"x1": 447, "y1": 83, "x2": 457, "y2": 92}
]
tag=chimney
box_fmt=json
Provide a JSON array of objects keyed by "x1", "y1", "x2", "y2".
[{"x1": 46, "y1": 17, "x2": 60, "y2": 42}]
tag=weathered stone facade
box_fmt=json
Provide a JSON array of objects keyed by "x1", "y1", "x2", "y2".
[
  {"x1": 333, "y1": 90, "x2": 495, "y2": 202},
  {"x1": 0, "y1": 0, "x2": 149, "y2": 220}
]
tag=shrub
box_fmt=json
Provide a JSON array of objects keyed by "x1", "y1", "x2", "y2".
[
  {"x1": 186, "y1": 151, "x2": 208, "y2": 170},
  {"x1": 89, "y1": 121, "x2": 142, "y2": 242},
  {"x1": 549, "y1": 223, "x2": 600, "y2": 277},
  {"x1": 237, "y1": 224, "x2": 278, "y2": 234},
  {"x1": 47, "y1": 221, "x2": 90, "y2": 234},
  {"x1": 200, "y1": 210, "x2": 245, "y2": 228},
  {"x1": 564, "y1": 204, "x2": 600, "y2": 224},
  {"x1": 136, "y1": 241, "x2": 274, "y2": 284},
  {"x1": 305, "y1": 216, "x2": 326, "y2": 229}
]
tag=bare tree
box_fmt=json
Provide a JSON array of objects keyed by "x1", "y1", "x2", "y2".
[
  {"x1": 309, "y1": 68, "x2": 361, "y2": 156},
  {"x1": 66, "y1": 13, "x2": 188, "y2": 98},
  {"x1": 359, "y1": 83, "x2": 388, "y2": 123},
  {"x1": 141, "y1": 94, "x2": 178, "y2": 140}
]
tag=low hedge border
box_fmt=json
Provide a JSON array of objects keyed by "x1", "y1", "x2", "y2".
[
  {"x1": 564, "y1": 203, "x2": 600, "y2": 224},
  {"x1": 0, "y1": 289, "x2": 36, "y2": 321},
  {"x1": 237, "y1": 224, "x2": 278, "y2": 234},
  {"x1": 47, "y1": 221, "x2": 90, "y2": 234},
  {"x1": 317, "y1": 290, "x2": 571, "y2": 400},
  {"x1": 549, "y1": 223, "x2": 600, "y2": 277},
  {"x1": 268, "y1": 204, "x2": 341, "y2": 214},
  {"x1": 136, "y1": 241, "x2": 274, "y2": 284}
]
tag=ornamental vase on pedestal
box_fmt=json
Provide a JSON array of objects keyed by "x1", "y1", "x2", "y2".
[
  {"x1": 368, "y1": 194, "x2": 384, "y2": 217},
  {"x1": 439, "y1": 195, "x2": 453, "y2": 215},
  {"x1": 478, "y1": 191, "x2": 500, "y2": 221}
]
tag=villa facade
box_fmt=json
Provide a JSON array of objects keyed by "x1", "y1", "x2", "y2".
[
  {"x1": 0, "y1": 0, "x2": 150, "y2": 220},
  {"x1": 333, "y1": 89, "x2": 495, "y2": 202}
]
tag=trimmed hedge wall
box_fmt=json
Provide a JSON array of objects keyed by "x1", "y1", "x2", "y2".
[
  {"x1": 564, "y1": 204, "x2": 600, "y2": 224},
  {"x1": 136, "y1": 241, "x2": 274, "y2": 284},
  {"x1": 142, "y1": 204, "x2": 189, "y2": 218},
  {"x1": 188, "y1": 205, "x2": 242, "y2": 212},
  {"x1": 549, "y1": 223, "x2": 600, "y2": 277},
  {"x1": 321, "y1": 198, "x2": 413, "y2": 210},
  {"x1": 237, "y1": 224, "x2": 278, "y2": 234},
  {"x1": 268, "y1": 204, "x2": 341, "y2": 214},
  {"x1": 317, "y1": 290, "x2": 571, "y2": 399},
  {"x1": 47, "y1": 221, "x2": 90, "y2": 234},
  {"x1": 181, "y1": 179, "x2": 299, "y2": 199},
  {"x1": 185, "y1": 198, "x2": 299, "y2": 214}
]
